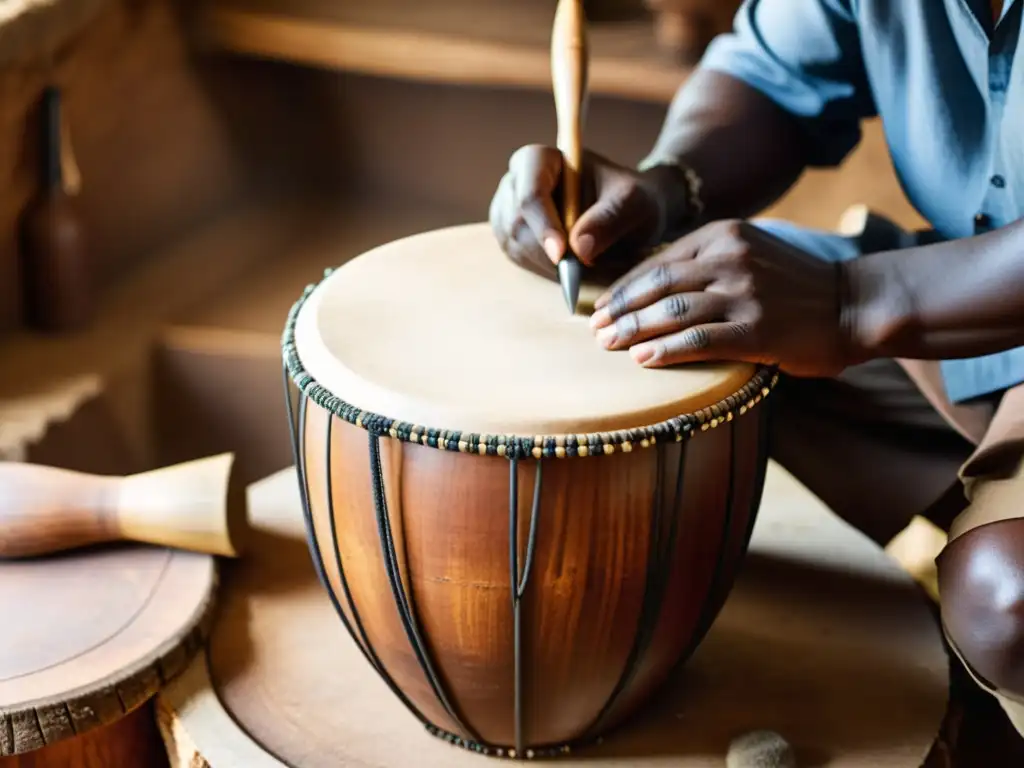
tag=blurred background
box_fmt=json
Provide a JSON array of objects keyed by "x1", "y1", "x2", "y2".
[{"x1": 0, "y1": 0, "x2": 925, "y2": 488}]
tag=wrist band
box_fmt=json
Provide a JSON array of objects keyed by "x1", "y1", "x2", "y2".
[
  {"x1": 636, "y1": 157, "x2": 706, "y2": 243},
  {"x1": 679, "y1": 165, "x2": 705, "y2": 220}
]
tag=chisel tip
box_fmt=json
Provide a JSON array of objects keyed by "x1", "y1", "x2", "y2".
[{"x1": 558, "y1": 256, "x2": 582, "y2": 314}]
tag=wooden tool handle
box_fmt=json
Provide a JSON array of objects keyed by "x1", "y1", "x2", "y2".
[
  {"x1": 0, "y1": 453, "x2": 246, "y2": 559},
  {"x1": 551, "y1": 0, "x2": 589, "y2": 231}
]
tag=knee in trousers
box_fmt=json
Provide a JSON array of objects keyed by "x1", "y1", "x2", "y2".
[{"x1": 938, "y1": 518, "x2": 1024, "y2": 696}]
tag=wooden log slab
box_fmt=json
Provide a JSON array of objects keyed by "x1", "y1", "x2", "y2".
[
  {"x1": 157, "y1": 463, "x2": 949, "y2": 767},
  {"x1": 0, "y1": 542, "x2": 217, "y2": 765}
]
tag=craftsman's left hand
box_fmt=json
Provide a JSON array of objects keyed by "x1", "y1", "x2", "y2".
[{"x1": 590, "y1": 220, "x2": 853, "y2": 378}]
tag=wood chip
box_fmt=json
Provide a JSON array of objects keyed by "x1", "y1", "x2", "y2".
[{"x1": 726, "y1": 730, "x2": 796, "y2": 768}]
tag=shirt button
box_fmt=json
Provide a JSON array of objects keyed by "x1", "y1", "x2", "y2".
[{"x1": 991, "y1": 174, "x2": 1006, "y2": 188}]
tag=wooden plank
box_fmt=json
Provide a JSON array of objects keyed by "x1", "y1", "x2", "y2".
[
  {"x1": 0, "y1": 0, "x2": 109, "y2": 66},
  {"x1": 0, "y1": 199, "x2": 316, "y2": 464},
  {"x1": 0, "y1": 0, "x2": 250, "y2": 331},
  {"x1": 0, "y1": 201, "x2": 309, "y2": 399},
  {"x1": 199, "y1": 0, "x2": 690, "y2": 103}
]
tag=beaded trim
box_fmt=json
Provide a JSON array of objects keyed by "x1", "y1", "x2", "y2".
[
  {"x1": 424, "y1": 723, "x2": 573, "y2": 759},
  {"x1": 282, "y1": 272, "x2": 779, "y2": 460}
]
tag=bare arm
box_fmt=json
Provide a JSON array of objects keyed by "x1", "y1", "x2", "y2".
[
  {"x1": 848, "y1": 220, "x2": 1024, "y2": 361},
  {"x1": 491, "y1": 1, "x2": 871, "y2": 278},
  {"x1": 640, "y1": 69, "x2": 813, "y2": 238}
]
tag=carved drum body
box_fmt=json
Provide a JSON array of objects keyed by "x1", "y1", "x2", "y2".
[{"x1": 283, "y1": 224, "x2": 775, "y2": 757}]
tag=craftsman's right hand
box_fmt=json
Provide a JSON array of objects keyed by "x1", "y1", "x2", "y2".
[{"x1": 488, "y1": 145, "x2": 663, "y2": 283}]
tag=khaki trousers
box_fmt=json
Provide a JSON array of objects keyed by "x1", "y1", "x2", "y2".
[{"x1": 771, "y1": 358, "x2": 1024, "y2": 736}]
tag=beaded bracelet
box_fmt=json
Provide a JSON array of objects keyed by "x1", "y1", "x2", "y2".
[
  {"x1": 637, "y1": 157, "x2": 706, "y2": 243},
  {"x1": 679, "y1": 164, "x2": 705, "y2": 220}
]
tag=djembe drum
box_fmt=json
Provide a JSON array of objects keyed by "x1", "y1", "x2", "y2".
[
  {"x1": 160, "y1": 457, "x2": 956, "y2": 768},
  {"x1": 280, "y1": 223, "x2": 777, "y2": 758}
]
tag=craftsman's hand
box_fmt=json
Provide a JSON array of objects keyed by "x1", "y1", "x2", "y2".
[
  {"x1": 488, "y1": 145, "x2": 663, "y2": 283},
  {"x1": 590, "y1": 220, "x2": 855, "y2": 377}
]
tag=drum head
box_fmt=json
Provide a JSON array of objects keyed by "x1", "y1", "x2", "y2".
[{"x1": 292, "y1": 224, "x2": 757, "y2": 437}]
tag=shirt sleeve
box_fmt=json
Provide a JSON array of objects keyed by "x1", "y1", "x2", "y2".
[{"x1": 700, "y1": 0, "x2": 877, "y2": 167}]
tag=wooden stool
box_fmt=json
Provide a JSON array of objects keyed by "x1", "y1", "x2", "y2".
[
  {"x1": 0, "y1": 545, "x2": 218, "y2": 767},
  {"x1": 157, "y1": 463, "x2": 950, "y2": 767}
]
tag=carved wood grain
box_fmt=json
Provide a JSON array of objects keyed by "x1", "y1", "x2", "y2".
[{"x1": 0, "y1": 555, "x2": 218, "y2": 759}]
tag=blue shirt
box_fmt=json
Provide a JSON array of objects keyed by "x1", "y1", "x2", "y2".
[{"x1": 701, "y1": 0, "x2": 1024, "y2": 404}]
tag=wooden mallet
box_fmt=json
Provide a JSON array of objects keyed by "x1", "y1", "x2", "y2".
[
  {"x1": 0, "y1": 453, "x2": 247, "y2": 559},
  {"x1": 551, "y1": 0, "x2": 589, "y2": 314}
]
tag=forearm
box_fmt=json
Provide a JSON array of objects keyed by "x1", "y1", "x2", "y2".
[
  {"x1": 639, "y1": 69, "x2": 811, "y2": 238},
  {"x1": 846, "y1": 220, "x2": 1024, "y2": 362}
]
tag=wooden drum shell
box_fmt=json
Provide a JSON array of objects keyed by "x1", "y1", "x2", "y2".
[
  {"x1": 289, "y1": 388, "x2": 770, "y2": 755},
  {"x1": 0, "y1": 706, "x2": 169, "y2": 768}
]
